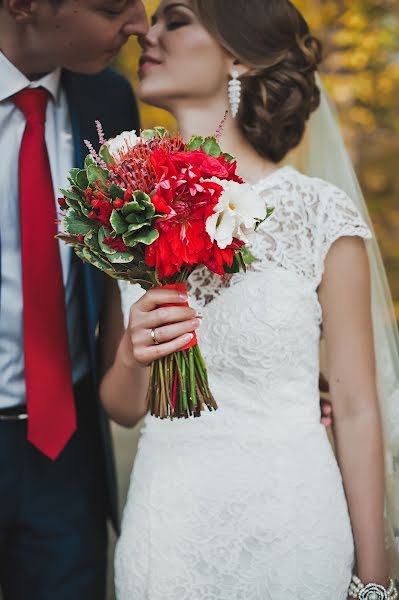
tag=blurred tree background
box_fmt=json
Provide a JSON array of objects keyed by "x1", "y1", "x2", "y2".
[{"x1": 116, "y1": 0, "x2": 399, "y2": 314}]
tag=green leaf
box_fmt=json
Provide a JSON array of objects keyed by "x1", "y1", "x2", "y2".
[
  {"x1": 125, "y1": 213, "x2": 141, "y2": 224},
  {"x1": 254, "y1": 206, "x2": 274, "y2": 231},
  {"x1": 141, "y1": 199, "x2": 155, "y2": 219},
  {"x1": 109, "y1": 183, "x2": 125, "y2": 200},
  {"x1": 110, "y1": 209, "x2": 128, "y2": 234},
  {"x1": 127, "y1": 221, "x2": 151, "y2": 232},
  {"x1": 241, "y1": 246, "x2": 257, "y2": 265},
  {"x1": 84, "y1": 155, "x2": 96, "y2": 169},
  {"x1": 121, "y1": 200, "x2": 145, "y2": 215},
  {"x1": 141, "y1": 129, "x2": 156, "y2": 140},
  {"x1": 187, "y1": 135, "x2": 204, "y2": 151},
  {"x1": 222, "y1": 152, "x2": 235, "y2": 162},
  {"x1": 56, "y1": 233, "x2": 84, "y2": 246},
  {"x1": 75, "y1": 169, "x2": 88, "y2": 190},
  {"x1": 153, "y1": 126, "x2": 167, "y2": 138},
  {"x1": 60, "y1": 188, "x2": 82, "y2": 203},
  {"x1": 99, "y1": 143, "x2": 114, "y2": 167},
  {"x1": 86, "y1": 164, "x2": 109, "y2": 188},
  {"x1": 81, "y1": 247, "x2": 113, "y2": 271},
  {"x1": 98, "y1": 225, "x2": 116, "y2": 255},
  {"x1": 107, "y1": 251, "x2": 135, "y2": 264},
  {"x1": 67, "y1": 168, "x2": 81, "y2": 186},
  {"x1": 84, "y1": 230, "x2": 101, "y2": 251},
  {"x1": 64, "y1": 210, "x2": 93, "y2": 236},
  {"x1": 202, "y1": 136, "x2": 222, "y2": 157},
  {"x1": 122, "y1": 225, "x2": 157, "y2": 247},
  {"x1": 224, "y1": 254, "x2": 241, "y2": 274},
  {"x1": 133, "y1": 190, "x2": 151, "y2": 204},
  {"x1": 132, "y1": 228, "x2": 159, "y2": 246}
]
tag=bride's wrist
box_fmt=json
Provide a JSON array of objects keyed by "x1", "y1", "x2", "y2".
[{"x1": 348, "y1": 574, "x2": 397, "y2": 599}]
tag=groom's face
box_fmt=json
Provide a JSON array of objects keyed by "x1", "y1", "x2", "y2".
[{"x1": 6, "y1": 0, "x2": 149, "y2": 74}]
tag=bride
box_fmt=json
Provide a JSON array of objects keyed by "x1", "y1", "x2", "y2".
[{"x1": 100, "y1": 0, "x2": 399, "y2": 598}]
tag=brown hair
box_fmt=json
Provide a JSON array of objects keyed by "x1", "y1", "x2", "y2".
[{"x1": 191, "y1": 0, "x2": 322, "y2": 163}]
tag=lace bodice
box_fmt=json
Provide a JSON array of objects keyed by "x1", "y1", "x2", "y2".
[
  {"x1": 185, "y1": 165, "x2": 371, "y2": 309},
  {"x1": 119, "y1": 166, "x2": 371, "y2": 434},
  {"x1": 120, "y1": 165, "x2": 371, "y2": 314},
  {"x1": 116, "y1": 166, "x2": 372, "y2": 600}
]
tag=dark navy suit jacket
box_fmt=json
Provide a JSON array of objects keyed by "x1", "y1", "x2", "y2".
[
  {"x1": 63, "y1": 68, "x2": 140, "y2": 532},
  {"x1": 0, "y1": 68, "x2": 140, "y2": 533}
]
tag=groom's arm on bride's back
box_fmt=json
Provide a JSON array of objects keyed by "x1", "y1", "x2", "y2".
[{"x1": 318, "y1": 235, "x2": 389, "y2": 587}]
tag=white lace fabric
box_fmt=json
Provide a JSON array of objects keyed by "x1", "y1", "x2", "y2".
[{"x1": 116, "y1": 166, "x2": 372, "y2": 599}]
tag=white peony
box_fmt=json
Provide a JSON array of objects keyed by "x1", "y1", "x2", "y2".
[
  {"x1": 106, "y1": 130, "x2": 140, "y2": 158},
  {"x1": 205, "y1": 179, "x2": 266, "y2": 249}
]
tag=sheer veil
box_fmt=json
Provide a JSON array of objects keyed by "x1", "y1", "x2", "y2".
[{"x1": 288, "y1": 75, "x2": 399, "y2": 575}]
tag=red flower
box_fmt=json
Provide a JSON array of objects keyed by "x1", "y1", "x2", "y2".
[
  {"x1": 144, "y1": 149, "x2": 225, "y2": 278},
  {"x1": 202, "y1": 238, "x2": 245, "y2": 276},
  {"x1": 58, "y1": 197, "x2": 68, "y2": 210},
  {"x1": 113, "y1": 198, "x2": 124, "y2": 209},
  {"x1": 96, "y1": 200, "x2": 113, "y2": 225},
  {"x1": 103, "y1": 235, "x2": 128, "y2": 253}
]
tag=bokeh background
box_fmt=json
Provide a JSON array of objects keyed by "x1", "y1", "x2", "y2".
[{"x1": 107, "y1": 1, "x2": 399, "y2": 597}]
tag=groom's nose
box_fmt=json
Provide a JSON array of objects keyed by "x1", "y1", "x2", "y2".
[{"x1": 122, "y1": 0, "x2": 149, "y2": 38}]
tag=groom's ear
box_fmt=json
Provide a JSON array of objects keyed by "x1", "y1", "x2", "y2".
[{"x1": 3, "y1": 0, "x2": 53, "y2": 23}]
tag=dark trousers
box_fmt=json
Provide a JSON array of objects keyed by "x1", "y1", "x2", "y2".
[{"x1": 0, "y1": 377, "x2": 108, "y2": 600}]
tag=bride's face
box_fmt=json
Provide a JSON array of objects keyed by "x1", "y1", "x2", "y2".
[{"x1": 137, "y1": 0, "x2": 231, "y2": 110}]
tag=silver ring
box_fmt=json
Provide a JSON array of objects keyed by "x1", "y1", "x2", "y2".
[{"x1": 150, "y1": 328, "x2": 160, "y2": 345}]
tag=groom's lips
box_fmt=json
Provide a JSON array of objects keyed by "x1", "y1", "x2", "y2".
[{"x1": 138, "y1": 54, "x2": 162, "y2": 75}]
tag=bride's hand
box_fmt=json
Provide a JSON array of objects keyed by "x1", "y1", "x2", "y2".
[{"x1": 127, "y1": 287, "x2": 201, "y2": 367}]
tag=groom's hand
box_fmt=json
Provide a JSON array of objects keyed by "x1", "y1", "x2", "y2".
[{"x1": 319, "y1": 373, "x2": 333, "y2": 427}]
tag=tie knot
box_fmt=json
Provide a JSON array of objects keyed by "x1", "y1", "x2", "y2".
[{"x1": 12, "y1": 88, "x2": 49, "y2": 125}]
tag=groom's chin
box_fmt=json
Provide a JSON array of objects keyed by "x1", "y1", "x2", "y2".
[{"x1": 63, "y1": 51, "x2": 121, "y2": 76}]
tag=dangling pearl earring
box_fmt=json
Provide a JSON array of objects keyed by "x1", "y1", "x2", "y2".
[{"x1": 228, "y1": 69, "x2": 241, "y2": 118}]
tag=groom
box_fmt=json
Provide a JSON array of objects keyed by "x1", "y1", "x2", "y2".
[{"x1": 0, "y1": 0, "x2": 147, "y2": 598}]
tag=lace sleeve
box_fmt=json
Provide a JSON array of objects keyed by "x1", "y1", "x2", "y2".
[
  {"x1": 315, "y1": 182, "x2": 372, "y2": 283},
  {"x1": 118, "y1": 280, "x2": 146, "y2": 329}
]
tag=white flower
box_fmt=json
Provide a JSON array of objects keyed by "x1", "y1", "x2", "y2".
[
  {"x1": 106, "y1": 130, "x2": 140, "y2": 158},
  {"x1": 205, "y1": 179, "x2": 266, "y2": 249}
]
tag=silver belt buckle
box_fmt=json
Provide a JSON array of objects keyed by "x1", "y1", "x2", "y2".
[{"x1": 0, "y1": 411, "x2": 28, "y2": 421}]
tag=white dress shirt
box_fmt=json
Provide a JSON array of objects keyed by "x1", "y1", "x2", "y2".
[{"x1": 0, "y1": 51, "x2": 89, "y2": 408}]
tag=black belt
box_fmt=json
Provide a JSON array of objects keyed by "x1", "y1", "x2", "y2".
[{"x1": 0, "y1": 374, "x2": 92, "y2": 422}]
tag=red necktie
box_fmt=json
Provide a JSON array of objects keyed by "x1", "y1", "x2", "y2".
[{"x1": 13, "y1": 88, "x2": 76, "y2": 460}]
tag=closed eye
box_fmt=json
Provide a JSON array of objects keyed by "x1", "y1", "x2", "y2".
[{"x1": 166, "y1": 20, "x2": 189, "y2": 30}]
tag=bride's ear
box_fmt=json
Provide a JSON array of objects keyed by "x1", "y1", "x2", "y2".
[{"x1": 228, "y1": 57, "x2": 250, "y2": 79}]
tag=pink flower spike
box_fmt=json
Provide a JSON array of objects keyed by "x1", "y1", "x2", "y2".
[
  {"x1": 83, "y1": 139, "x2": 107, "y2": 169},
  {"x1": 95, "y1": 120, "x2": 107, "y2": 146}
]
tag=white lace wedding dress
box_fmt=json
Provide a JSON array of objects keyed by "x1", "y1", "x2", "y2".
[{"x1": 115, "y1": 165, "x2": 372, "y2": 599}]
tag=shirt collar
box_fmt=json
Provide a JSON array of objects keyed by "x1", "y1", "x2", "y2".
[{"x1": 0, "y1": 51, "x2": 61, "y2": 104}]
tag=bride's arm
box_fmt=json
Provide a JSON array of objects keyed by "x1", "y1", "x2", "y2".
[
  {"x1": 99, "y1": 279, "x2": 198, "y2": 427},
  {"x1": 318, "y1": 235, "x2": 389, "y2": 586},
  {"x1": 98, "y1": 278, "x2": 149, "y2": 427}
]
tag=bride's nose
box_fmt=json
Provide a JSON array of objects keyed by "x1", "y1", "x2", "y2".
[{"x1": 138, "y1": 24, "x2": 160, "y2": 51}]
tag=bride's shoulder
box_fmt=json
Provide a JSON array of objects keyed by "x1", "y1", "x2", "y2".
[{"x1": 258, "y1": 165, "x2": 364, "y2": 218}]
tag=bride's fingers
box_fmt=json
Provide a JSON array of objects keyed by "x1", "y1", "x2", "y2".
[
  {"x1": 140, "y1": 305, "x2": 198, "y2": 329},
  {"x1": 137, "y1": 288, "x2": 189, "y2": 312},
  {"x1": 147, "y1": 318, "x2": 201, "y2": 345},
  {"x1": 137, "y1": 332, "x2": 195, "y2": 364}
]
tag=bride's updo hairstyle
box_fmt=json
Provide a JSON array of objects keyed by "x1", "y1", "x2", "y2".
[{"x1": 191, "y1": 0, "x2": 322, "y2": 163}]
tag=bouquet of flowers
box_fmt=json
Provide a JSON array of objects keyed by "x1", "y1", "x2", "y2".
[{"x1": 57, "y1": 123, "x2": 273, "y2": 419}]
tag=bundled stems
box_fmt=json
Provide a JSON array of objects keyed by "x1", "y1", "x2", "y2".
[{"x1": 146, "y1": 345, "x2": 218, "y2": 419}]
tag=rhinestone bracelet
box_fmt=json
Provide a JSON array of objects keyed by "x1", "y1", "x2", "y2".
[{"x1": 348, "y1": 575, "x2": 398, "y2": 600}]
